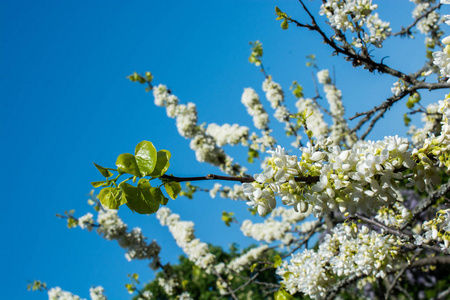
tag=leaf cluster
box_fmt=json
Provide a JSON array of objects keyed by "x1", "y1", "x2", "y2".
[{"x1": 91, "y1": 141, "x2": 181, "y2": 214}]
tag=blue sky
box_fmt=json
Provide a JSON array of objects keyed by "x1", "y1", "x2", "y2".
[{"x1": 2, "y1": 1, "x2": 449, "y2": 299}]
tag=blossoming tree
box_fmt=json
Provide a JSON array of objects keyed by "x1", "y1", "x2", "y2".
[{"x1": 31, "y1": 0, "x2": 450, "y2": 299}]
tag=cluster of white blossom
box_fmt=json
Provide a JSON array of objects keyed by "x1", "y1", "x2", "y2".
[
  {"x1": 249, "y1": 131, "x2": 277, "y2": 154},
  {"x1": 408, "y1": 102, "x2": 441, "y2": 146},
  {"x1": 136, "y1": 290, "x2": 153, "y2": 300},
  {"x1": 156, "y1": 208, "x2": 216, "y2": 271},
  {"x1": 205, "y1": 123, "x2": 249, "y2": 147},
  {"x1": 153, "y1": 84, "x2": 244, "y2": 175},
  {"x1": 411, "y1": 0, "x2": 441, "y2": 34},
  {"x1": 226, "y1": 245, "x2": 269, "y2": 273},
  {"x1": 409, "y1": 95, "x2": 450, "y2": 192},
  {"x1": 294, "y1": 97, "x2": 329, "y2": 142},
  {"x1": 244, "y1": 135, "x2": 417, "y2": 217},
  {"x1": 89, "y1": 287, "x2": 107, "y2": 300},
  {"x1": 375, "y1": 201, "x2": 411, "y2": 228},
  {"x1": 276, "y1": 223, "x2": 400, "y2": 299},
  {"x1": 178, "y1": 292, "x2": 194, "y2": 300},
  {"x1": 157, "y1": 277, "x2": 178, "y2": 296},
  {"x1": 240, "y1": 207, "x2": 311, "y2": 244},
  {"x1": 391, "y1": 79, "x2": 407, "y2": 97},
  {"x1": 77, "y1": 209, "x2": 161, "y2": 269},
  {"x1": 262, "y1": 78, "x2": 295, "y2": 130},
  {"x1": 209, "y1": 183, "x2": 246, "y2": 200},
  {"x1": 320, "y1": 0, "x2": 390, "y2": 48},
  {"x1": 414, "y1": 209, "x2": 450, "y2": 251},
  {"x1": 241, "y1": 88, "x2": 270, "y2": 130},
  {"x1": 48, "y1": 286, "x2": 107, "y2": 300},
  {"x1": 78, "y1": 212, "x2": 94, "y2": 231},
  {"x1": 317, "y1": 69, "x2": 356, "y2": 146},
  {"x1": 433, "y1": 36, "x2": 450, "y2": 81}
]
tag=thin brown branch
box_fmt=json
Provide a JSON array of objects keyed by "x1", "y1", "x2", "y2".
[{"x1": 160, "y1": 174, "x2": 320, "y2": 184}]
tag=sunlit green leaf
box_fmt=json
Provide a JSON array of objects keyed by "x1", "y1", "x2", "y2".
[
  {"x1": 150, "y1": 150, "x2": 171, "y2": 177},
  {"x1": 164, "y1": 181, "x2": 181, "y2": 200},
  {"x1": 274, "y1": 289, "x2": 295, "y2": 300},
  {"x1": 273, "y1": 254, "x2": 283, "y2": 268},
  {"x1": 99, "y1": 187, "x2": 124, "y2": 209},
  {"x1": 135, "y1": 141, "x2": 157, "y2": 177},
  {"x1": 93, "y1": 163, "x2": 113, "y2": 177},
  {"x1": 121, "y1": 180, "x2": 160, "y2": 214},
  {"x1": 116, "y1": 153, "x2": 142, "y2": 177},
  {"x1": 91, "y1": 180, "x2": 107, "y2": 188}
]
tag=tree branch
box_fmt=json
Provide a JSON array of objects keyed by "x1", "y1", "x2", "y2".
[{"x1": 160, "y1": 174, "x2": 319, "y2": 184}]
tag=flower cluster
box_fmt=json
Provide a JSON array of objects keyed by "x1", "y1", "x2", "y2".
[
  {"x1": 156, "y1": 208, "x2": 216, "y2": 271},
  {"x1": 241, "y1": 88, "x2": 270, "y2": 130},
  {"x1": 408, "y1": 102, "x2": 441, "y2": 147},
  {"x1": 276, "y1": 223, "x2": 400, "y2": 299},
  {"x1": 411, "y1": 0, "x2": 442, "y2": 35},
  {"x1": 375, "y1": 202, "x2": 411, "y2": 228},
  {"x1": 320, "y1": 0, "x2": 390, "y2": 48},
  {"x1": 205, "y1": 123, "x2": 249, "y2": 147},
  {"x1": 226, "y1": 245, "x2": 269, "y2": 273},
  {"x1": 48, "y1": 286, "x2": 107, "y2": 300},
  {"x1": 240, "y1": 207, "x2": 311, "y2": 244},
  {"x1": 209, "y1": 183, "x2": 246, "y2": 200},
  {"x1": 153, "y1": 84, "x2": 245, "y2": 175},
  {"x1": 317, "y1": 69, "x2": 356, "y2": 146},
  {"x1": 245, "y1": 135, "x2": 416, "y2": 217},
  {"x1": 77, "y1": 209, "x2": 161, "y2": 269},
  {"x1": 433, "y1": 36, "x2": 450, "y2": 82},
  {"x1": 414, "y1": 209, "x2": 450, "y2": 251},
  {"x1": 295, "y1": 97, "x2": 329, "y2": 142}
]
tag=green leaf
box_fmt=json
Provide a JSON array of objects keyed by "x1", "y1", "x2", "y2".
[
  {"x1": 135, "y1": 141, "x2": 157, "y2": 177},
  {"x1": 281, "y1": 19, "x2": 289, "y2": 30},
  {"x1": 121, "y1": 180, "x2": 160, "y2": 214},
  {"x1": 91, "y1": 180, "x2": 107, "y2": 188},
  {"x1": 150, "y1": 185, "x2": 168, "y2": 206},
  {"x1": 99, "y1": 187, "x2": 124, "y2": 209},
  {"x1": 274, "y1": 289, "x2": 295, "y2": 300},
  {"x1": 116, "y1": 153, "x2": 142, "y2": 177},
  {"x1": 164, "y1": 181, "x2": 181, "y2": 200},
  {"x1": 150, "y1": 150, "x2": 171, "y2": 177},
  {"x1": 93, "y1": 163, "x2": 113, "y2": 177},
  {"x1": 273, "y1": 254, "x2": 283, "y2": 268}
]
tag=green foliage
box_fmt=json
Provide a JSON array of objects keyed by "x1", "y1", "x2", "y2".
[
  {"x1": 179, "y1": 182, "x2": 197, "y2": 199},
  {"x1": 221, "y1": 211, "x2": 236, "y2": 227},
  {"x1": 404, "y1": 113, "x2": 411, "y2": 126},
  {"x1": 274, "y1": 289, "x2": 296, "y2": 300},
  {"x1": 406, "y1": 92, "x2": 421, "y2": 109},
  {"x1": 121, "y1": 181, "x2": 160, "y2": 214},
  {"x1": 150, "y1": 150, "x2": 171, "y2": 177},
  {"x1": 275, "y1": 7, "x2": 289, "y2": 30},
  {"x1": 125, "y1": 273, "x2": 140, "y2": 294},
  {"x1": 249, "y1": 41, "x2": 263, "y2": 67},
  {"x1": 247, "y1": 147, "x2": 259, "y2": 163},
  {"x1": 164, "y1": 181, "x2": 182, "y2": 200},
  {"x1": 135, "y1": 141, "x2": 158, "y2": 177},
  {"x1": 99, "y1": 187, "x2": 124, "y2": 209},
  {"x1": 305, "y1": 54, "x2": 317, "y2": 68},
  {"x1": 290, "y1": 81, "x2": 304, "y2": 99},
  {"x1": 116, "y1": 153, "x2": 142, "y2": 177},
  {"x1": 92, "y1": 140, "x2": 180, "y2": 214},
  {"x1": 27, "y1": 280, "x2": 47, "y2": 292},
  {"x1": 93, "y1": 162, "x2": 113, "y2": 178}
]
